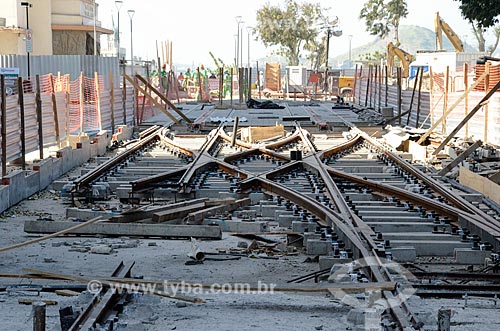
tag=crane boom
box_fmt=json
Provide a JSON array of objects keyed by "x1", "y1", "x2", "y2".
[
  {"x1": 387, "y1": 42, "x2": 414, "y2": 78},
  {"x1": 435, "y1": 12, "x2": 464, "y2": 52}
]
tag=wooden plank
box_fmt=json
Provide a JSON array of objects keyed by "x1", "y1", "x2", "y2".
[
  {"x1": 55, "y1": 289, "x2": 81, "y2": 297},
  {"x1": 123, "y1": 74, "x2": 179, "y2": 124},
  {"x1": 187, "y1": 198, "x2": 251, "y2": 224},
  {"x1": 0, "y1": 217, "x2": 103, "y2": 253},
  {"x1": 23, "y1": 220, "x2": 222, "y2": 239},
  {"x1": 417, "y1": 70, "x2": 488, "y2": 144},
  {"x1": 327, "y1": 281, "x2": 396, "y2": 293},
  {"x1": 134, "y1": 74, "x2": 192, "y2": 123},
  {"x1": 110, "y1": 198, "x2": 208, "y2": 223},
  {"x1": 152, "y1": 202, "x2": 207, "y2": 223},
  {"x1": 437, "y1": 140, "x2": 482, "y2": 176},
  {"x1": 489, "y1": 170, "x2": 500, "y2": 184},
  {"x1": 49, "y1": 74, "x2": 61, "y2": 147},
  {"x1": 459, "y1": 167, "x2": 500, "y2": 205},
  {"x1": 24, "y1": 268, "x2": 204, "y2": 303},
  {"x1": 433, "y1": 79, "x2": 500, "y2": 155},
  {"x1": 18, "y1": 299, "x2": 57, "y2": 305}
]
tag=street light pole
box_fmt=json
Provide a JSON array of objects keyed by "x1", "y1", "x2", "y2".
[
  {"x1": 234, "y1": 34, "x2": 238, "y2": 68},
  {"x1": 239, "y1": 22, "x2": 244, "y2": 70},
  {"x1": 235, "y1": 16, "x2": 242, "y2": 70},
  {"x1": 325, "y1": 28, "x2": 331, "y2": 70},
  {"x1": 93, "y1": 0, "x2": 97, "y2": 55},
  {"x1": 20, "y1": 2, "x2": 32, "y2": 78},
  {"x1": 127, "y1": 10, "x2": 135, "y2": 73},
  {"x1": 115, "y1": 1, "x2": 123, "y2": 61},
  {"x1": 348, "y1": 35, "x2": 353, "y2": 68},
  {"x1": 246, "y1": 26, "x2": 252, "y2": 68}
]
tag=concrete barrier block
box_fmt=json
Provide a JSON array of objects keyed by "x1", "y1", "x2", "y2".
[
  {"x1": 277, "y1": 215, "x2": 301, "y2": 227},
  {"x1": 116, "y1": 125, "x2": 133, "y2": 142},
  {"x1": 233, "y1": 209, "x2": 257, "y2": 219},
  {"x1": 66, "y1": 208, "x2": 113, "y2": 220},
  {"x1": 33, "y1": 158, "x2": 53, "y2": 190},
  {"x1": 57, "y1": 146, "x2": 73, "y2": 174},
  {"x1": 454, "y1": 248, "x2": 491, "y2": 265},
  {"x1": 292, "y1": 221, "x2": 316, "y2": 233},
  {"x1": 25, "y1": 171, "x2": 40, "y2": 197},
  {"x1": 249, "y1": 192, "x2": 266, "y2": 205},
  {"x1": 261, "y1": 205, "x2": 285, "y2": 218},
  {"x1": 0, "y1": 185, "x2": 9, "y2": 213},
  {"x1": 303, "y1": 232, "x2": 321, "y2": 245},
  {"x1": 319, "y1": 256, "x2": 351, "y2": 271},
  {"x1": 51, "y1": 158, "x2": 63, "y2": 180},
  {"x1": 2, "y1": 170, "x2": 27, "y2": 206},
  {"x1": 391, "y1": 246, "x2": 416, "y2": 263},
  {"x1": 204, "y1": 220, "x2": 267, "y2": 233},
  {"x1": 306, "y1": 239, "x2": 331, "y2": 256},
  {"x1": 94, "y1": 131, "x2": 110, "y2": 156}
]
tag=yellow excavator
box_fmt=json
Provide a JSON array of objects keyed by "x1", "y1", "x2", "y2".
[
  {"x1": 435, "y1": 11, "x2": 464, "y2": 52},
  {"x1": 387, "y1": 42, "x2": 414, "y2": 78}
]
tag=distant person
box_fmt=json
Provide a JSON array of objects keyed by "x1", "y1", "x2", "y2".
[
  {"x1": 183, "y1": 68, "x2": 192, "y2": 88},
  {"x1": 177, "y1": 72, "x2": 184, "y2": 87},
  {"x1": 258, "y1": 70, "x2": 264, "y2": 91}
]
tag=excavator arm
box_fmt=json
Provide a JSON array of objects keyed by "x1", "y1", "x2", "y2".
[
  {"x1": 387, "y1": 42, "x2": 414, "y2": 78},
  {"x1": 435, "y1": 12, "x2": 464, "y2": 52}
]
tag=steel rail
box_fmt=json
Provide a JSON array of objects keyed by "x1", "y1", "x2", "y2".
[
  {"x1": 318, "y1": 134, "x2": 363, "y2": 160},
  {"x1": 178, "y1": 126, "x2": 227, "y2": 190},
  {"x1": 69, "y1": 261, "x2": 134, "y2": 330},
  {"x1": 73, "y1": 128, "x2": 162, "y2": 191},
  {"x1": 255, "y1": 176, "x2": 417, "y2": 329},
  {"x1": 130, "y1": 166, "x2": 189, "y2": 192},
  {"x1": 295, "y1": 124, "x2": 419, "y2": 330},
  {"x1": 357, "y1": 130, "x2": 500, "y2": 250},
  {"x1": 222, "y1": 147, "x2": 290, "y2": 163},
  {"x1": 157, "y1": 130, "x2": 196, "y2": 158}
]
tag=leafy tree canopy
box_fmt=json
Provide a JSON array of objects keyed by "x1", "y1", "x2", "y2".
[
  {"x1": 359, "y1": 0, "x2": 408, "y2": 45},
  {"x1": 255, "y1": 0, "x2": 330, "y2": 66},
  {"x1": 454, "y1": 0, "x2": 500, "y2": 28}
]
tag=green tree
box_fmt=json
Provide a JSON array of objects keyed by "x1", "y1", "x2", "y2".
[
  {"x1": 454, "y1": 0, "x2": 500, "y2": 28},
  {"x1": 453, "y1": 0, "x2": 500, "y2": 54},
  {"x1": 357, "y1": 51, "x2": 386, "y2": 66},
  {"x1": 255, "y1": 0, "x2": 328, "y2": 65},
  {"x1": 359, "y1": 0, "x2": 408, "y2": 46}
]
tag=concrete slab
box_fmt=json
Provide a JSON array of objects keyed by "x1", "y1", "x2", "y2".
[
  {"x1": 292, "y1": 221, "x2": 317, "y2": 233},
  {"x1": 367, "y1": 222, "x2": 435, "y2": 232},
  {"x1": 24, "y1": 220, "x2": 222, "y2": 239},
  {"x1": 25, "y1": 171, "x2": 40, "y2": 197},
  {"x1": 261, "y1": 205, "x2": 286, "y2": 218},
  {"x1": 203, "y1": 219, "x2": 268, "y2": 233},
  {"x1": 306, "y1": 239, "x2": 331, "y2": 255},
  {"x1": 454, "y1": 248, "x2": 491, "y2": 264},
  {"x1": 51, "y1": 158, "x2": 63, "y2": 180},
  {"x1": 2, "y1": 170, "x2": 27, "y2": 206},
  {"x1": 0, "y1": 185, "x2": 9, "y2": 213},
  {"x1": 277, "y1": 215, "x2": 301, "y2": 227},
  {"x1": 66, "y1": 208, "x2": 115, "y2": 220},
  {"x1": 390, "y1": 240, "x2": 471, "y2": 256},
  {"x1": 33, "y1": 158, "x2": 54, "y2": 190},
  {"x1": 319, "y1": 256, "x2": 351, "y2": 271},
  {"x1": 390, "y1": 247, "x2": 416, "y2": 263}
]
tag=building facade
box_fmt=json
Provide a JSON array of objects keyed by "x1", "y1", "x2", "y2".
[{"x1": 0, "y1": 0, "x2": 113, "y2": 56}]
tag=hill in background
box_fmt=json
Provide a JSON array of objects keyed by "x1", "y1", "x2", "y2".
[{"x1": 332, "y1": 25, "x2": 476, "y2": 66}]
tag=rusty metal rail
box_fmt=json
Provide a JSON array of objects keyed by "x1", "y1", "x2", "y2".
[
  {"x1": 69, "y1": 261, "x2": 134, "y2": 330},
  {"x1": 73, "y1": 127, "x2": 162, "y2": 192}
]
